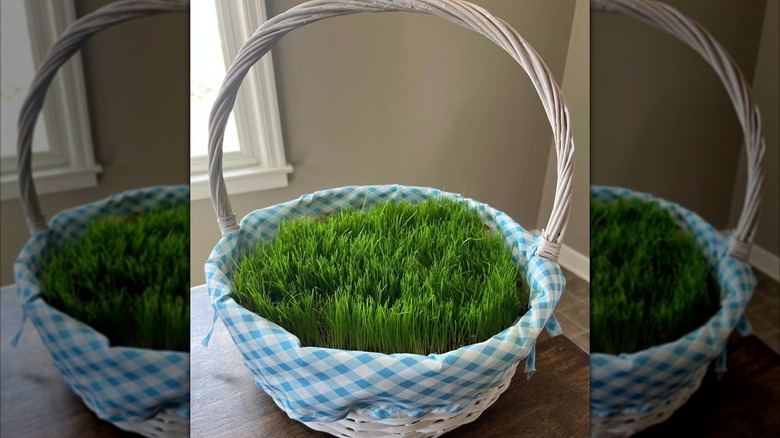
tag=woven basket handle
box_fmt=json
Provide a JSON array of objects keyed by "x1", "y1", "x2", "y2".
[
  {"x1": 16, "y1": 0, "x2": 189, "y2": 236},
  {"x1": 208, "y1": 0, "x2": 575, "y2": 262},
  {"x1": 592, "y1": 0, "x2": 766, "y2": 260}
]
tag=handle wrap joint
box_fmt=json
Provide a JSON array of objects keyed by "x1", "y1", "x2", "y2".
[{"x1": 536, "y1": 235, "x2": 561, "y2": 262}]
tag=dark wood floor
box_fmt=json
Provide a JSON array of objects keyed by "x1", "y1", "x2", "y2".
[
  {"x1": 746, "y1": 270, "x2": 780, "y2": 353},
  {"x1": 556, "y1": 268, "x2": 590, "y2": 352}
]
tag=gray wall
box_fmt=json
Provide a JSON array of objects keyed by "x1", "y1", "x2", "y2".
[
  {"x1": 591, "y1": 0, "x2": 768, "y2": 236},
  {"x1": 0, "y1": 0, "x2": 189, "y2": 285},
  {"x1": 730, "y1": 0, "x2": 779, "y2": 257},
  {"x1": 190, "y1": 0, "x2": 581, "y2": 284}
]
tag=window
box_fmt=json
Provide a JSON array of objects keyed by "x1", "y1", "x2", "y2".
[
  {"x1": 190, "y1": 0, "x2": 291, "y2": 201},
  {"x1": 0, "y1": 0, "x2": 100, "y2": 201}
]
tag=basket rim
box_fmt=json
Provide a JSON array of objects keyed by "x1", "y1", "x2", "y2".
[
  {"x1": 588, "y1": 185, "x2": 755, "y2": 421},
  {"x1": 221, "y1": 302, "x2": 534, "y2": 360},
  {"x1": 589, "y1": 184, "x2": 753, "y2": 362},
  {"x1": 207, "y1": 184, "x2": 560, "y2": 360},
  {"x1": 14, "y1": 185, "x2": 190, "y2": 354},
  {"x1": 21, "y1": 297, "x2": 191, "y2": 357},
  {"x1": 12, "y1": 185, "x2": 191, "y2": 423},
  {"x1": 203, "y1": 185, "x2": 566, "y2": 422}
]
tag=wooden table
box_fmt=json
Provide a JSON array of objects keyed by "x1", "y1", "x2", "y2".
[
  {"x1": 0, "y1": 286, "x2": 135, "y2": 438},
  {"x1": 190, "y1": 285, "x2": 591, "y2": 438}
]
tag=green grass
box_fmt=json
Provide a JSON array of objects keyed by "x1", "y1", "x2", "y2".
[
  {"x1": 590, "y1": 198, "x2": 719, "y2": 355},
  {"x1": 40, "y1": 204, "x2": 189, "y2": 352},
  {"x1": 232, "y1": 199, "x2": 528, "y2": 355}
]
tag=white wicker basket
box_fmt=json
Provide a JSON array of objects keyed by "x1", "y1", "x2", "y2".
[
  {"x1": 14, "y1": 1, "x2": 190, "y2": 436},
  {"x1": 114, "y1": 408, "x2": 191, "y2": 438},
  {"x1": 203, "y1": 0, "x2": 575, "y2": 436},
  {"x1": 300, "y1": 364, "x2": 517, "y2": 437},
  {"x1": 591, "y1": 366, "x2": 707, "y2": 438},
  {"x1": 590, "y1": 0, "x2": 766, "y2": 436}
]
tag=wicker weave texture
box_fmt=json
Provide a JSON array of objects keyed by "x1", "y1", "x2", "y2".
[
  {"x1": 113, "y1": 408, "x2": 190, "y2": 438},
  {"x1": 300, "y1": 364, "x2": 517, "y2": 438},
  {"x1": 590, "y1": 366, "x2": 707, "y2": 438}
]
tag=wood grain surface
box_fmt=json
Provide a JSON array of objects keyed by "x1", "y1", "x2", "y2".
[
  {"x1": 190, "y1": 285, "x2": 590, "y2": 438},
  {"x1": 0, "y1": 287, "x2": 136, "y2": 438}
]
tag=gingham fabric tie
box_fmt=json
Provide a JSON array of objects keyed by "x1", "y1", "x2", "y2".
[
  {"x1": 736, "y1": 314, "x2": 753, "y2": 337},
  {"x1": 715, "y1": 315, "x2": 755, "y2": 374},
  {"x1": 524, "y1": 342, "x2": 536, "y2": 375},
  {"x1": 546, "y1": 313, "x2": 564, "y2": 337},
  {"x1": 716, "y1": 346, "x2": 728, "y2": 374},
  {"x1": 10, "y1": 306, "x2": 28, "y2": 347},
  {"x1": 201, "y1": 310, "x2": 219, "y2": 347}
]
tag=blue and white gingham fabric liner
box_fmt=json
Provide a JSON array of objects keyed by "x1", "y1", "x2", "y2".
[
  {"x1": 13, "y1": 186, "x2": 190, "y2": 423},
  {"x1": 204, "y1": 185, "x2": 566, "y2": 423},
  {"x1": 590, "y1": 185, "x2": 756, "y2": 420}
]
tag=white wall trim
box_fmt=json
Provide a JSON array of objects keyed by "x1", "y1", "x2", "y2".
[
  {"x1": 1, "y1": 165, "x2": 100, "y2": 200},
  {"x1": 558, "y1": 244, "x2": 590, "y2": 282},
  {"x1": 0, "y1": 0, "x2": 100, "y2": 201},
  {"x1": 1, "y1": 284, "x2": 13, "y2": 293},
  {"x1": 217, "y1": 0, "x2": 288, "y2": 170},
  {"x1": 190, "y1": 165, "x2": 293, "y2": 201},
  {"x1": 750, "y1": 244, "x2": 780, "y2": 282},
  {"x1": 189, "y1": 0, "x2": 291, "y2": 200}
]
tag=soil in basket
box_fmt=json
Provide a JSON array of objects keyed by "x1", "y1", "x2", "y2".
[
  {"x1": 232, "y1": 198, "x2": 529, "y2": 356},
  {"x1": 590, "y1": 197, "x2": 720, "y2": 355},
  {"x1": 41, "y1": 204, "x2": 189, "y2": 352}
]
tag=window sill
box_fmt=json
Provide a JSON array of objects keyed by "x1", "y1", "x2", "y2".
[
  {"x1": 0, "y1": 165, "x2": 102, "y2": 201},
  {"x1": 190, "y1": 165, "x2": 293, "y2": 201}
]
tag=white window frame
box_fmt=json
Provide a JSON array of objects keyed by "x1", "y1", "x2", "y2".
[
  {"x1": 189, "y1": 0, "x2": 292, "y2": 201},
  {"x1": 0, "y1": 0, "x2": 100, "y2": 201}
]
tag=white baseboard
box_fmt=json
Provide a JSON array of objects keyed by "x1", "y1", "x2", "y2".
[
  {"x1": 558, "y1": 244, "x2": 590, "y2": 281},
  {"x1": 750, "y1": 244, "x2": 780, "y2": 282}
]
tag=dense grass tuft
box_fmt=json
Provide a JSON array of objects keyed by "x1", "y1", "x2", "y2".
[
  {"x1": 232, "y1": 199, "x2": 528, "y2": 355},
  {"x1": 40, "y1": 205, "x2": 190, "y2": 352},
  {"x1": 590, "y1": 198, "x2": 719, "y2": 355}
]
